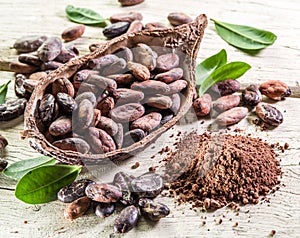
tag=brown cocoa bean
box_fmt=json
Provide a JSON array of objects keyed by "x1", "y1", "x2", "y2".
[
  {"x1": 107, "y1": 73, "x2": 135, "y2": 86},
  {"x1": 93, "y1": 109, "x2": 102, "y2": 126},
  {"x1": 64, "y1": 196, "x2": 91, "y2": 220},
  {"x1": 154, "y1": 68, "x2": 183, "y2": 83},
  {"x1": 75, "y1": 92, "x2": 97, "y2": 107},
  {"x1": 39, "y1": 94, "x2": 57, "y2": 123},
  {"x1": 87, "y1": 127, "x2": 116, "y2": 153},
  {"x1": 118, "y1": 0, "x2": 144, "y2": 6},
  {"x1": 138, "y1": 198, "x2": 170, "y2": 221},
  {"x1": 96, "y1": 96, "x2": 115, "y2": 116},
  {"x1": 96, "y1": 116, "x2": 119, "y2": 136},
  {"x1": 156, "y1": 53, "x2": 180, "y2": 72},
  {"x1": 0, "y1": 98, "x2": 27, "y2": 121},
  {"x1": 61, "y1": 24, "x2": 85, "y2": 42},
  {"x1": 133, "y1": 43, "x2": 157, "y2": 71},
  {"x1": 131, "y1": 80, "x2": 170, "y2": 94},
  {"x1": 78, "y1": 82, "x2": 99, "y2": 95},
  {"x1": 213, "y1": 95, "x2": 240, "y2": 113},
  {"x1": 57, "y1": 92, "x2": 77, "y2": 114},
  {"x1": 86, "y1": 74, "x2": 117, "y2": 93},
  {"x1": 259, "y1": 80, "x2": 291, "y2": 101},
  {"x1": 114, "y1": 205, "x2": 139, "y2": 233},
  {"x1": 131, "y1": 112, "x2": 162, "y2": 132},
  {"x1": 114, "y1": 123, "x2": 124, "y2": 149},
  {"x1": 166, "y1": 79, "x2": 187, "y2": 94},
  {"x1": 192, "y1": 93, "x2": 212, "y2": 117},
  {"x1": 103, "y1": 22, "x2": 130, "y2": 39},
  {"x1": 114, "y1": 88, "x2": 144, "y2": 104},
  {"x1": 29, "y1": 71, "x2": 48, "y2": 81},
  {"x1": 167, "y1": 12, "x2": 193, "y2": 26},
  {"x1": 73, "y1": 70, "x2": 99, "y2": 90},
  {"x1": 113, "y1": 47, "x2": 133, "y2": 62},
  {"x1": 110, "y1": 11, "x2": 143, "y2": 23},
  {"x1": 123, "y1": 129, "x2": 145, "y2": 147},
  {"x1": 40, "y1": 61, "x2": 63, "y2": 71},
  {"x1": 255, "y1": 102, "x2": 283, "y2": 126},
  {"x1": 144, "y1": 22, "x2": 168, "y2": 30},
  {"x1": 9, "y1": 62, "x2": 38, "y2": 74},
  {"x1": 37, "y1": 37, "x2": 62, "y2": 62},
  {"x1": 13, "y1": 35, "x2": 47, "y2": 53},
  {"x1": 14, "y1": 74, "x2": 29, "y2": 98},
  {"x1": 52, "y1": 77, "x2": 75, "y2": 97},
  {"x1": 170, "y1": 93, "x2": 181, "y2": 115},
  {"x1": 145, "y1": 95, "x2": 173, "y2": 109},
  {"x1": 85, "y1": 183, "x2": 122, "y2": 203},
  {"x1": 127, "y1": 20, "x2": 143, "y2": 33},
  {"x1": 55, "y1": 47, "x2": 78, "y2": 63},
  {"x1": 210, "y1": 79, "x2": 240, "y2": 96},
  {"x1": 95, "y1": 203, "x2": 115, "y2": 218},
  {"x1": 76, "y1": 99, "x2": 94, "y2": 129},
  {"x1": 53, "y1": 138, "x2": 90, "y2": 154},
  {"x1": 0, "y1": 159, "x2": 8, "y2": 172},
  {"x1": 242, "y1": 84, "x2": 262, "y2": 107},
  {"x1": 127, "y1": 61, "x2": 150, "y2": 81},
  {"x1": 110, "y1": 103, "x2": 145, "y2": 123},
  {"x1": 23, "y1": 79, "x2": 39, "y2": 93},
  {"x1": 0, "y1": 134, "x2": 8, "y2": 150},
  {"x1": 102, "y1": 58, "x2": 127, "y2": 76},
  {"x1": 18, "y1": 53, "x2": 43, "y2": 66},
  {"x1": 87, "y1": 54, "x2": 119, "y2": 70},
  {"x1": 49, "y1": 116, "x2": 72, "y2": 136},
  {"x1": 215, "y1": 107, "x2": 248, "y2": 126}
]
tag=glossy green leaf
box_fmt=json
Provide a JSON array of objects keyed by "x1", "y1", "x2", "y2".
[
  {"x1": 211, "y1": 19, "x2": 277, "y2": 50},
  {"x1": 15, "y1": 165, "x2": 81, "y2": 204},
  {"x1": 198, "y1": 62, "x2": 251, "y2": 96},
  {"x1": 65, "y1": 5, "x2": 107, "y2": 26},
  {"x1": 0, "y1": 80, "x2": 11, "y2": 104},
  {"x1": 3, "y1": 156, "x2": 57, "y2": 180},
  {"x1": 196, "y1": 49, "x2": 227, "y2": 85}
]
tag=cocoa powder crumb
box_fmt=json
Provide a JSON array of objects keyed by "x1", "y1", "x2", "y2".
[{"x1": 269, "y1": 230, "x2": 276, "y2": 236}]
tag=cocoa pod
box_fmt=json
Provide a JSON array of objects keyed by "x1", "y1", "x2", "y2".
[
  {"x1": 166, "y1": 79, "x2": 187, "y2": 94},
  {"x1": 57, "y1": 92, "x2": 77, "y2": 114},
  {"x1": 213, "y1": 95, "x2": 240, "y2": 113},
  {"x1": 75, "y1": 99, "x2": 94, "y2": 129},
  {"x1": 192, "y1": 93, "x2": 212, "y2": 117},
  {"x1": 114, "y1": 205, "x2": 139, "y2": 233},
  {"x1": 118, "y1": 0, "x2": 144, "y2": 6},
  {"x1": 127, "y1": 20, "x2": 143, "y2": 33},
  {"x1": 49, "y1": 116, "x2": 72, "y2": 136},
  {"x1": 13, "y1": 35, "x2": 47, "y2": 53},
  {"x1": 53, "y1": 138, "x2": 90, "y2": 154},
  {"x1": 215, "y1": 107, "x2": 248, "y2": 126},
  {"x1": 75, "y1": 92, "x2": 97, "y2": 107},
  {"x1": 110, "y1": 103, "x2": 145, "y2": 123},
  {"x1": 127, "y1": 61, "x2": 150, "y2": 81},
  {"x1": 61, "y1": 24, "x2": 85, "y2": 42},
  {"x1": 114, "y1": 88, "x2": 144, "y2": 104},
  {"x1": 96, "y1": 96, "x2": 115, "y2": 116},
  {"x1": 242, "y1": 84, "x2": 262, "y2": 107},
  {"x1": 87, "y1": 127, "x2": 116, "y2": 153},
  {"x1": 85, "y1": 183, "x2": 122, "y2": 203},
  {"x1": 167, "y1": 12, "x2": 193, "y2": 26},
  {"x1": 107, "y1": 74, "x2": 135, "y2": 86},
  {"x1": 37, "y1": 37, "x2": 62, "y2": 62},
  {"x1": 123, "y1": 128, "x2": 146, "y2": 147},
  {"x1": 255, "y1": 102, "x2": 283, "y2": 126},
  {"x1": 110, "y1": 11, "x2": 143, "y2": 23},
  {"x1": 156, "y1": 53, "x2": 180, "y2": 72},
  {"x1": 96, "y1": 116, "x2": 119, "y2": 136},
  {"x1": 132, "y1": 43, "x2": 157, "y2": 71},
  {"x1": 210, "y1": 79, "x2": 240, "y2": 96},
  {"x1": 259, "y1": 80, "x2": 291, "y2": 101},
  {"x1": 131, "y1": 80, "x2": 170, "y2": 94},
  {"x1": 18, "y1": 53, "x2": 43, "y2": 66},
  {"x1": 64, "y1": 196, "x2": 91, "y2": 220},
  {"x1": 52, "y1": 77, "x2": 75, "y2": 97},
  {"x1": 154, "y1": 68, "x2": 183, "y2": 83},
  {"x1": 145, "y1": 95, "x2": 173, "y2": 109},
  {"x1": 103, "y1": 22, "x2": 130, "y2": 39},
  {"x1": 131, "y1": 112, "x2": 162, "y2": 132},
  {"x1": 9, "y1": 62, "x2": 38, "y2": 74}
]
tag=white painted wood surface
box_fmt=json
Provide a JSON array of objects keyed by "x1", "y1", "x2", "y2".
[{"x1": 0, "y1": 0, "x2": 299, "y2": 237}]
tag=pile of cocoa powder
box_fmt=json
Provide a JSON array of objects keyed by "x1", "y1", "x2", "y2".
[{"x1": 163, "y1": 131, "x2": 283, "y2": 209}]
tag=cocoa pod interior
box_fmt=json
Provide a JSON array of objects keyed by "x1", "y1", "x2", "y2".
[{"x1": 24, "y1": 14, "x2": 208, "y2": 165}]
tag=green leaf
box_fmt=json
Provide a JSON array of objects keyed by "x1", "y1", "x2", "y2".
[
  {"x1": 196, "y1": 49, "x2": 227, "y2": 85},
  {"x1": 0, "y1": 80, "x2": 11, "y2": 104},
  {"x1": 211, "y1": 19, "x2": 277, "y2": 50},
  {"x1": 3, "y1": 156, "x2": 57, "y2": 181},
  {"x1": 65, "y1": 5, "x2": 107, "y2": 26},
  {"x1": 15, "y1": 165, "x2": 81, "y2": 204},
  {"x1": 198, "y1": 62, "x2": 251, "y2": 96}
]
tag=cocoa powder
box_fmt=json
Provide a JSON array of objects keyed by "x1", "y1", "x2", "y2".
[{"x1": 164, "y1": 131, "x2": 283, "y2": 209}]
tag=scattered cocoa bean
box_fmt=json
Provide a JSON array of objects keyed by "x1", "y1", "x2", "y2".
[
  {"x1": 85, "y1": 183, "x2": 122, "y2": 203},
  {"x1": 127, "y1": 20, "x2": 143, "y2": 33},
  {"x1": 138, "y1": 198, "x2": 170, "y2": 221},
  {"x1": 259, "y1": 80, "x2": 291, "y2": 101},
  {"x1": 123, "y1": 129, "x2": 146, "y2": 147},
  {"x1": 110, "y1": 12, "x2": 143, "y2": 23},
  {"x1": 144, "y1": 22, "x2": 168, "y2": 30},
  {"x1": 167, "y1": 12, "x2": 193, "y2": 26},
  {"x1": 242, "y1": 84, "x2": 262, "y2": 107},
  {"x1": 113, "y1": 46, "x2": 134, "y2": 62},
  {"x1": 53, "y1": 138, "x2": 90, "y2": 154},
  {"x1": 114, "y1": 88, "x2": 144, "y2": 104},
  {"x1": 114, "y1": 205, "x2": 139, "y2": 233},
  {"x1": 64, "y1": 196, "x2": 91, "y2": 220},
  {"x1": 103, "y1": 22, "x2": 130, "y2": 39},
  {"x1": 156, "y1": 53, "x2": 180, "y2": 72},
  {"x1": 169, "y1": 93, "x2": 181, "y2": 115},
  {"x1": 0, "y1": 134, "x2": 8, "y2": 150},
  {"x1": 113, "y1": 172, "x2": 136, "y2": 205},
  {"x1": 23, "y1": 79, "x2": 38, "y2": 93},
  {"x1": 192, "y1": 94, "x2": 212, "y2": 117},
  {"x1": 14, "y1": 74, "x2": 29, "y2": 98},
  {"x1": 210, "y1": 79, "x2": 240, "y2": 96},
  {"x1": 86, "y1": 74, "x2": 117, "y2": 93},
  {"x1": 131, "y1": 80, "x2": 170, "y2": 94},
  {"x1": 87, "y1": 54, "x2": 119, "y2": 70},
  {"x1": 61, "y1": 24, "x2": 85, "y2": 42},
  {"x1": 0, "y1": 98, "x2": 27, "y2": 121},
  {"x1": 18, "y1": 53, "x2": 43, "y2": 66},
  {"x1": 131, "y1": 112, "x2": 162, "y2": 132},
  {"x1": 255, "y1": 102, "x2": 283, "y2": 126},
  {"x1": 213, "y1": 95, "x2": 240, "y2": 113},
  {"x1": 107, "y1": 74, "x2": 135, "y2": 86},
  {"x1": 127, "y1": 61, "x2": 150, "y2": 81},
  {"x1": 102, "y1": 58, "x2": 127, "y2": 76},
  {"x1": 114, "y1": 123, "x2": 124, "y2": 149},
  {"x1": 9, "y1": 62, "x2": 38, "y2": 74},
  {"x1": 215, "y1": 107, "x2": 248, "y2": 126},
  {"x1": 110, "y1": 103, "x2": 145, "y2": 123},
  {"x1": 118, "y1": 0, "x2": 145, "y2": 7},
  {"x1": 49, "y1": 116, "x2": 72, "y2": 136},
  {"x1": 37, "y1": 37, "x2": 62, "y2": 62},
  {"x1": 55, "y1": 46, "x2": 79, "y2": 63},
  {"x1": 13, "y1": 35, "x2": 47, "y2": 53},
  {"x1": 95, "y1": 203, "x2": 115, "y2": 218},
  {"x1": 154, "y1": 68, "x2": 183, "y2": 83}
]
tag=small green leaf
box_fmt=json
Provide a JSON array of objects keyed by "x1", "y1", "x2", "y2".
[
  {"x1": 198, "y1": 62, "x2": 251, "y2": 96},
  {"x1": 65, "y1": 5, "x2": 107, "y2": 26},
  {"x1": 3, "y1": 156, "x2": 57, "y2": 180},
  {"x1": 211, "y1": 19, "x2": 277, "y2": 50},
  {"x1": 15, "y1": 165, "x2": 81, "y2": 204},
  {"x1": 196, "y1": 49, "x2": 227, "y2": 85},
  {"x1": 0, "y1": 80, "x2": 11, "y2": 104}
]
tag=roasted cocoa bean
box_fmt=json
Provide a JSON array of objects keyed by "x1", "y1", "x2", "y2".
[
  {"x1": 131, "y1": 80, "x2": 170, "y2": 94},
  {"x1": 131, "y1": 172, "x2": 163, "y2": 198},
  {"x1": 102, "y1": 58, "x2": 127, "y2": 76},
  {"x1": 75, "y1": 99, "x2": 94, "y2": 129},
  {"x1": 22, "y1": 79, "x2": 38, "y2": 93},
  {"x1": 113, "y1": 172, "x2": 136, "y2": 205},
  {"x1": 73, "y1": 70, "x2": 99, "y2": 89},
  {"x1": 160, "y1": 112, "x2": 174, "y2": 125},
  {"x1": 85, "y1": 183, "x2": 122, "y2": 203},
  {"x1": 58, "y1": 179, "x2": 94, "y2": 203},
  {"x1": 127, "y1": 61, "x2": 150, "y2": 81},
  {"x1": 144, "y1": 95, "x2": 173, "y2": 109},
  {"x1": 213, "y1": 95, "x2": 240, "y2": 113},
  {"x1": 61, "y1": 24, "x2": 85, "y2": 42},
  {"x1": 118, "y1": 0, "x2": 144, "y2": 6},
  {"x1": 0, "y1": 134, "x2": 8, "y2": 150},
  {"x1": 259, "y1": 80, "x2": 291, "y2": 101},
  {"x1": 192, "y1": 93, "x2": 212, "y2": 117},
  {"x1": 144, "y1": 22, "x2": 168, "y2": 30},
  {"x1": 38, "y1": 94, "x2": 58, "y2": 124},
  {"x1": 75, "y1": 92, "x2": 97, "y2": 107},
  {"x1": 113, "y1": 47, "x2": 133, "y2": 62},
  {"x1": 123, "y1": 129, "x2": 145, "y2": 147},
  {"x1": 255, "y1": 102, "x2": 283, "y2": 126},
  {"x1": 53, "y1": 138, "x2": 90, "y2": 154},
  {"x1": 114, "y1": 88, "x2": 144, "y2": 104},
  {"x1": 211, "y1": 79, "x2": 241, "y2": 96},
  {"x1": 133, "y1": 43, "x2": 157, "y2": 71},
  {"x1": 110, "y1": 12, "x2": 143, "y2": 23},
  {"x1": 57, "y1": 92, "x2": 77, "y2": 114},
  {"x1": 110, "y1": 103, "x2": 145, "y2": 123},
  {"x1": 49, "y1": 116, "x2": 72, "y2": 136},
  {"x1": 79, "y1": 82, "x2": 100, "y2": 95},
  {"x1": 29, "y1": 71, "x2": 48, "y2": 81},
  {"x1": 242, "y1": 84, "x2": 262, "y2": 107},
  {"x1": 14, "y1": 74, "x2": 30, "y2": 98},
  {"x1": 96, "y1": 96, "x2": 115, "y2": 116},
  {"x1": 18, "y1": 53, "x2": 43, "y2": 66},
  {"x1": 87, "y1": 54, "x2": 119, "y2": 70},
  {"x1": 86, "y1": 75, "x2": 117, "y2": 93},
  {"x1": 95, "y1": 203, "x2": 115, "y2": 218},
  {"x1": 87, "y1": 127, "x2": 116, "y2": 153},
  {"x1": 55, "y1": 47, "x2": 79, "y2": 63},
  {"x1": 167, "y1": 12, "x2": 193, "y2": 26},
  {"x1": 37, "y1": 37, "x2": 62, "y2": 62},
  {"x1": 103, "y1": 22, "x2": 130, "y2": 39},
  {"x1": 0, "y1": 98, "x2": 27, "y2": 121},
  {"x1": 131, "y1": 112, "x2": 162, "y2": 132},
  {"x1": 9, "y1": 62, "x2": 38, "y2": 74},
  {"x1": 64, "y1": 196, "x2": 91, "y2": 220},
  {"x1": 154, "y1": 67, "x2": 183, "y2": 84},
  {"x1": 107, "y1": 74, "x2": 135, "y2": 86},
  {"x1": 40, "y1": 61, "x2": 63, "y2": 71},
  {"x1": 0, "y1": 159, "x2": 8, "y2": 172},
  {"x1": 127, "y1": 20, "x2": 143, "y2": 33},
  {"x1": 114, "y1": 205, "x2": 139, "y2": 233},
  {"x1": 13, "y1": 35, "x2": 47, "y2": 53},
  {"x1": 166, "y1": 79, "x2": 187, "y2": 94},
  {"x1": 96, "y1": 116, "x2": 119, "y2": 136},
  {"x1": 156, "y1": 53, "x2": 180, "y2": 72},
  {"x1": 170, "y1": 93, "x2": 181, "y2": 115},
  {"x1": 215, "y1": 107, "x2": 249, "y2": 126},
  {"x1": 138, "y1": 198, "x2": 170, "y2": 221}
]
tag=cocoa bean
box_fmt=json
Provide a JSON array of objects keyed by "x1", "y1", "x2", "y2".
[
  {"x1": 114, "y1": 205, "x2": 139, "y2": 233},
  {"x1": 75, "y1": 99, "x2": 94, "y2": 129},
  {"x1": 75, "y1": 92, "x2": 97, "y2": 107},
  {"x1": 18, "y1": 53, "x2": 42, "y2": 66},
  {"x1": 192, "y1": 94, "x2": 212, "y2": 117},
  {"x1": 145, "y1": 95, "x2": 173, "y2": 109},
  {"x1": 242, "y1": 84, "x2": 262, "y2": 107},
  {"x1": 114, "y1": 88, "x2": 144, "y2": 104},
  {"x1": 113, "y1": 172, "x2": 136, "y2": 205},
  {"x1": 160, "y1": 111, "x2": 174, "y2": 125},
  {"x1": 118, "y1": 0, "x2": 144, "y2": 6},
  {"x1": 87, "y1": 127, "x2": 116, "y2": 153},
  {"x1": 53, "y1": 138, "x2": 90, "y2": 154},
  {"x1": 103, "y1": 22, "x2": 130, "y2": 39},
  {"x1": 210, "y1": 79, "x2": 240, "y2": 96},
  {"x1": 40, "y1": 61, "x2": 63, "y2": 71},
  {"x1": 0, "y1": 159, "x2": 8, "y2": 172},
  {"x1": 49, "y1": 116, "x2": 72, "y2": 136},
  {"x1": 107, "y1": 73, "x2": 135, "y2": 86},
  {"x1": 113, "y1": 47, "x2": 133, "y2": 62},
  {"x1": 14, "y1": 74, "x2": 29, "y2": 98},
  {"x1": 77, "y1": 82, "x2": 99, "y2": 95},
  {"x1": 167, "y1": 12, "x2": 193, "y2": 26},
  {"x1": 127, "y1": 61, "x2": 150, "y2": 81},
  {"x1": 93, "y1": 109, "x2": 102, "y2": 126},
  {"x1": 127, "y1": 20, "x2": 143, "y2": 33},
  {"x1": 123, "y1": 129, "x2": 145, "y2": 147},
  {"x1": 55, "y1": 47, "x2": 78, "y2": 63},
  {"x1": 102, "y1": 58, "x2": 127, "y2": 76},
  {"x1": 114, "y1": 123, "x2": 124, "y2": 149},
  {"x1": 85, "y1": 183, "x2": 122, "y2": 203},
  {"x1": 64, "y1": 196, "x2": 91, "y2": 220},
  {"x1": 138, "y1": 198, "x2": 170, "y2": 221},
  {"x1": 131, "y1": 80, "x2": 170, "y2": 94},
  {"x1": 156, "y1": 53, "x2": 180, "y2": 72},
  {"x1": 144, "y1": 22, "x2": 168, "y2": 30},
  {"x1": 255, "y1": 102, "x2": 283, "y2": 126},
  {"x1": 131, "y1": 112, "x2": 162, "y2": 132},
  {"x1": 73, "y1": 70, "x2": 99, "y2": 90},
  {"x1": 57, "y1": 92, "x2": 77, "y2": 114},
  {"x1": 52, "y1": 77, "x2": 75, "y2": 97},
  {"x1": 96, "y1": 116, "x2": 119, "y2": 136},
  {"x1": 96, "y1": 96, "x2": 115, "y2": 116},
  {"x1": 13, "y1": 35, "x2": 47, "y2": 53},
  {"x1": 215, "y1": 107, "x2": 248, "y2": 126},
  {"x1": 0, "y1": 134, "x2": 8, "y2": 150},
  {"x1": 39, "y1": 94, "x2": 57, "y2": 123},
  {"x1": 86, "y1": 74, "x2": 117, "y2": 93},
  {"x1": 154, "y1": 67, "x2": 183, "y2": 83},
  {"x1": 23, "y1": 79, "x2": 39, "y2": 93},
  {"x1": 110, "y1": 12, "x2": 143, "y2": 23},
  {"x1": 259, "y1": 80, "x2": 291, "y2": 101},
  {"x1": 37, "y1": 37, "x2": 62, "y2": 62},
  {"x1": 170, "y1": 93, "x2": 181, "y2": 115},
  {"x1": 9, "y1": 62, "x2": 38, "y2": 74},
  {"x1": 61, "y1": 24, "x2": 85, "y2": 42},
  {"x1": 166, "y1": 79, "x2": 187, "y2": 94},
  {"x1": 95, "y1": 203, "x2": 115, "y2": 218},
  {"x1": 29, "y1": 71, "x2": 48, "y2": 81},
  {"x1": 0, "y1": 98, "x2": 27, "y2": 121},
  {"x1": 213, "y1": 95, "x2": 240, "y2": 113},
  {"x1": 132, "y1": 43, "x2": 157, "y2": 71},
  {"x1": 87, "y1": 54, "x2": 119, "y2": 70},
  {"x1": 110, "y1": 103, "x2": 145, "y2": 123}
]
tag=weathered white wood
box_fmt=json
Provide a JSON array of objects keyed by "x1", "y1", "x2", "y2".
[{"x1": 0, "y1": 0, "x2": 300, "y2": 237}]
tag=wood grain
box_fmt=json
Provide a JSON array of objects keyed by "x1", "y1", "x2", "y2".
[{"x1": 0, "y1": 0, "x2": 299, "y2": 237}]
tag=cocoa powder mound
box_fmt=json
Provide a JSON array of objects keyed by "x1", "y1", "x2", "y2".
[{"x1": 163, "y1": 131, "x2": 282, "y2": 209}]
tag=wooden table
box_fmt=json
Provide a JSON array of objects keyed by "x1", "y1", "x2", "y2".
[{"x1": 0, "y1": 0, "x2": 299, "y2": 237}]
